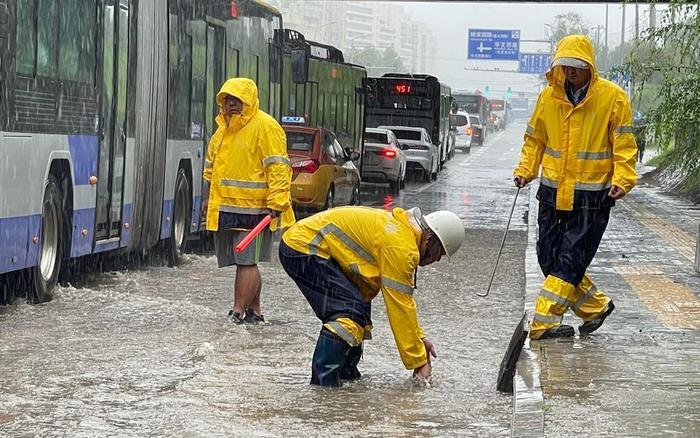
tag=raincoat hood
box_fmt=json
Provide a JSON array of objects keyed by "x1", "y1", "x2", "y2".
[
  {"x1": 216, "y1": 78, "x2": 260, "y2": 131},
  {"x1": 546, "y1": 35, "x2": 598, "y2": 90}
]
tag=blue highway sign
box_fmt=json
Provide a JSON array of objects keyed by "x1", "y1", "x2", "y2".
[
  {"x1": 468, "y1": 29, "x2": 520, "y2": 61},
  {"x1": 518, "y1": 53, "x2": 551, "y2": 74}
]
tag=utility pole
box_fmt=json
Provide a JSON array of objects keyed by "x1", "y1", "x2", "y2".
[
  {"x1": 635, "y1": 3, "x2": 640, "y2": 41},
  {"x1": 604, "y1": 3, "x2": 609, "y2": 72},
  {"x1": 650, "y1": 4, "x2": 657, "y2": 29},
  {"x1": 621, "y1": 3, "x2": 626, "y2": 66}
]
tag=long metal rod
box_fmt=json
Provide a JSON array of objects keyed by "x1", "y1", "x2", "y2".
[{"x1": 477, "y1": 187, "x2": 521, "y2": 297}]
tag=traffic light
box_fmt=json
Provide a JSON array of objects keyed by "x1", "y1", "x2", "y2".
[
  {"x1": 506, "y1": 87, "x2": 512, "y2": 98},
  {"x1": 484, "y1": 86, "x2": 490, "y2": 97}
]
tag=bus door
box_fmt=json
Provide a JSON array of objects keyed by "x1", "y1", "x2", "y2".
[
  {"x1": 203, "y1": 24, "x2": 225, "y2": 223},
  {"x1": 96, "y1": 0, "x2": 129, "y2": 241}
]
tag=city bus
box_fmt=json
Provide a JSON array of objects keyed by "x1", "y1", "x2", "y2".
[
  {"x1": 278, "y1": 29, "x2": 366, "y2": 154},
  {"x1": 0, "y1": 0, "x2": 285, "y2": 302},
  {"x1": 363, "y1": 73, "x2": 453, "y2": 169}
]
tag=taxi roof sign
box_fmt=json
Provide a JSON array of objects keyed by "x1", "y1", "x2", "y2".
[{"x1": 282, "y1": 116, "x2": 306, "y2": 124}]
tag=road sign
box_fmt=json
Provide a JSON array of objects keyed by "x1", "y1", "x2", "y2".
[
  {"x1": 518, "y1": 53, "x2": 551, "y2": 74},
  {"x1": 468, "y1": 29, "x2": 520, "y2": 61}
]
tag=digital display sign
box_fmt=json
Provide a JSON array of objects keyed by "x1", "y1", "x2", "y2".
[{"x1": 394, "y1": 84, "x2": 412, "y2": 94}]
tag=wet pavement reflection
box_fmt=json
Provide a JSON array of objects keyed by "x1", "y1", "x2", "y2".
[{"x1": 0, "y1": 126, "x2": 529, "y2": 436}]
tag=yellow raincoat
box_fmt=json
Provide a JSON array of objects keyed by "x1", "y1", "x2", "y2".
[
  {"x1": 514, "y1": 34, "x2": 637, "y2": 211},
  {"x1": 204, "y1": 78, "x2": 295, "y2": 230},
  {"x1": 282, "y1": 206, "x2": 429, "y2": 370}
]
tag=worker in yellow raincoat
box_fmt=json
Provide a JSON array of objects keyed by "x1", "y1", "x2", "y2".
[
  {"x1": 203, "y1": 78, "x2": 295, "y2": 324},
  {"x1": 279, "y1": 206, "x2": 465, "y2": 387},
  {"x1": 513, "y1": 35, "x2": 637, "y2": 340}
]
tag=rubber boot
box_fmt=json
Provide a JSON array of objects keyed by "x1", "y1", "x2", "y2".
[
  {"x1": 339, "y1": 344, "x2": 362, "y2": 381},
  {"x1": 310, "y1": 328, "x2": 349, "y2": 387}
]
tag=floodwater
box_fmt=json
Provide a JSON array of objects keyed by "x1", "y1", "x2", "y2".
[{"x1": 0, "y1": 126, "x2": 528, "y2": 437}]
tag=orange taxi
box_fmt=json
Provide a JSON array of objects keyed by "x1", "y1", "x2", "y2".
[{"x1": 283, "y1": 123, "x2": 361, "y2": 212}]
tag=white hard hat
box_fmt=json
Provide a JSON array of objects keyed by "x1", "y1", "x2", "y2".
[
  {"x1": 551, "y1": 57, "x2": 589, "y2": 69},
  {"x1": 423, "y1": 210, "x2": 465, "y2": 257}
]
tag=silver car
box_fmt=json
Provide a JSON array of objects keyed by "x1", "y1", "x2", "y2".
[
  {"x1": 449, "y1": 111, "x2": 473, "y2": 153},
  {"x1": 362, "y1": 128, "x2": 407, "y2": 193},
  {"x1": 379, "y1": 126, "x2": 439, "y2": 183}
]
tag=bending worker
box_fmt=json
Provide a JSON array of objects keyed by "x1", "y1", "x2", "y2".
[
  {"x1": 203, "y1": 78, "x2": 295, "y2": 323},
  {"x1": 279, "y1": 206, "x2": 465, "y2": 387},
  {"x1": 513, "y1": 34, "x2": 637, "y2": 340}
]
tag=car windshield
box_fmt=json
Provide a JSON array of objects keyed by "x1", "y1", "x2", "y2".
[
  {"x1": 390, "y1": 130, "x2": 422, "y2": 141},
  {"x1": 364, "y1": 131, "x2": 389, "y2": 144},
  {"x1": 285, "y1": 132, "x2": 315, "y2": 152}
]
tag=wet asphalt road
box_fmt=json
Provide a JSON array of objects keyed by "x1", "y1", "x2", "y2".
[{"x1": 0, "y1": 124, "x2": 530, "y2": 437}]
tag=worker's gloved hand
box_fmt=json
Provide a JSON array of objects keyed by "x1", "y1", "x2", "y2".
[{"x1": 513, "y1": 176, "x2": 528, "y2": 188}]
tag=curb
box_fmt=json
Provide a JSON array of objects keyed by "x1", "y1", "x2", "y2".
[{"x1": 511, "y1": 184, "x2": 545, "y2": 437}]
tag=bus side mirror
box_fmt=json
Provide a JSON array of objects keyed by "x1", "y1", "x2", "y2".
[{"x1": 292, "y1": 49, "x2": 309, "y2": 84}]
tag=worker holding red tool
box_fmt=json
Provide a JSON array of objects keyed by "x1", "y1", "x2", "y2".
[{"x1": 203, "y1": 78, "x2": 295, "y2": 324}]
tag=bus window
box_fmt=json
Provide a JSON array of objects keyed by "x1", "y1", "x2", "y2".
[
  {"x1": 37, "y1": 0, "x2": 58, "y2": 77},
  {"x1": 59, "y1": 0, "x2": 96, "y2": 84},
  {"x1": 15, "y1": 0, "x2": 36, "y2": 75}
]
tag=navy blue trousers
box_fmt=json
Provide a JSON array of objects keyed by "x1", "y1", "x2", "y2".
[
  {"x1": 279, "y1": 241, "x2": 370, "y2": 386},
  {"x1": 536, "y1": 201, "x2": 611, "y2": 286}
]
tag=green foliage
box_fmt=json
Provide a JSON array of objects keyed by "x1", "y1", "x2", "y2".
[
  {"x1": 623, "y1": 1, "x2": 700, "y2": 196},
  {"x1": 347, "y1": 46, "x2": 406, "y2": 75}
]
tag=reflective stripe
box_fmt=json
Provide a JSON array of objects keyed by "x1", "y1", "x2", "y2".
[
  {"x1": 263, "y1": 156, "x2": 291, "y2": 166},
  {"x1": 308, "y1": 232, "x2": 323, "y2": 256},
  {"x1": 615, "y1": 125, "x2": 634, "y2": 134},
  {"x1": 221, "y1": 179, "x2": 268, "y2": 189},
  {"x1": 525, "y1": 125, "x2": 534, "y2": 135},
  {"x1": 540, "y1": 176, "x2": 558, "y2": 188},
  {"x1": 544, "y1": 147, "x2": 561, "y2": 158},
  {"x1": 382, "y1": 277, "x2": 414, "y2": 295},
  {"x1": 533, "y1": 312, "x2": 563, "y2": 324},
  {"x1": 577, "y1": 151, "x2": 611, "y2": 160},
  {"x1": 575, "y1": 181, "x2": 612, "y2": 191},
  {"x1": 539, "y1": 289, "x2": 571, "y2": 307},
  {"x1": 327, "y1": 321, "x2": 360, "y2": 346},
  {"x1": 309, "y1": 224, "x2": 376, "y2": 263},
  {"x1": 219, "y1": 205, "x2": 270, "y2": 215},
  {"x1": 571, "y1": 284, "x2": 598, "y2": 311},
  {"x1": 540, "y1": 177, "x2": 611, "y2": 191}
]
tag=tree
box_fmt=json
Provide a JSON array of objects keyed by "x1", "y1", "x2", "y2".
[
  {"x1": 622, "y1": 1, "x2": 700, "y2": 200},
  {"x1": 346, "y1": 46, "x2": 406, "y2": 76},
  {"x1": 545, "y1": 13, "x2": 608, "y2": 72}
]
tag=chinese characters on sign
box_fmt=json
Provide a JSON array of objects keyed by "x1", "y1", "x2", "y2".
[
  {"x1": 518, "y1": 53, "x2": 552, "y2": 74},
  {"x1": 468, "y1": 29, "x2": 520, "y2": 61}
]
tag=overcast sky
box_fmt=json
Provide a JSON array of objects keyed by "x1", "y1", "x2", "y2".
[{"x1": 398, "y1": 1, "x2": 660, "y2": 95}]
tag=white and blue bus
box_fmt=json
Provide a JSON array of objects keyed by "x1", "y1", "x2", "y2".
[{"x1": 0, "y1": 0, "x2": 284, "y2": 302}]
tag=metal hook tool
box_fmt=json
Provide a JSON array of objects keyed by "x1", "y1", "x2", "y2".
[{"x1": 477, "y1": 187, "x2": 521, "y2": 297}]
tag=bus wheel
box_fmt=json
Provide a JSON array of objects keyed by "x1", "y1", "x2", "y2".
[
  {"x1": 167, "y1": 169, "x2": 191, "y2": 267},
  {"x1": 30, "y1": 176, "x2": 64, "y2": 303}
]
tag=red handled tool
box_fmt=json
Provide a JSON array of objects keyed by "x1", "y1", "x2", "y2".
[{"x1": 235, "y1": 214, "x2": 272, "y2": 253}]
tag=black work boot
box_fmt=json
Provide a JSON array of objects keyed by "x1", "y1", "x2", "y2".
[
  {"x1": 536, "y1": 324, "x2": 575, "y2": 340},
  {"x1": 579, "y1": 301, "x2": 615, "y2": 335}
]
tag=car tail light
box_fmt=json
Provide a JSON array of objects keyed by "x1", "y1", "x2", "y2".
[
  {"x1": 466, "y1": 126, "x2": 473, "y2": 136},
  {"x1": 291, "y1": 159, "x2": 319, "y2": 179},
  {"x1": 380, "y1": 149, "x2": 397, "y2": 159}
]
